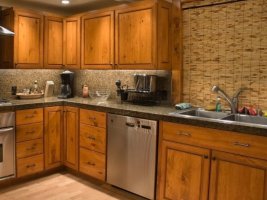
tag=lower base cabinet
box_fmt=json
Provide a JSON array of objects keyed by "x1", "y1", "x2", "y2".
[
  {"x1": 17, "y1": 154, "x2": 44, "y2": 177},
  {"x1": 157, "y1": 121, "x2": 267, "y2": 200},
  {"x1": 79, "y1": 147, "x2": 106, "y2": 181}
]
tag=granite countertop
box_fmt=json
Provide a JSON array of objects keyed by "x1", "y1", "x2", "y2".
[{"x1": 1, "y1": 97, "x2": 266, "y2": 137}]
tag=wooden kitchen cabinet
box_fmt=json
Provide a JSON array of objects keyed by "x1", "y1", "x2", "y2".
[
  {"x1": 79, "y1": 109, "x2": 107, "y2": 181},
  {"x1": 157, "y1": 121, "x2": 267, "y2": 200},
  {"x1": 63, "y1": 106, "x2": 79, "y2": 170},
  {"x1": 115, "y1": 0, "x2": 172, "y2": 70},
  {"x1": 158, "y1": 141, "x2": 210, "y2": 200},
  {"x1": 0, "y1": 8, "x2": 43, "y2": 69},
  {"x1": 44, "y1": 106, "x2": 63, "y2": 170},
  {"x1": 209, "y1": 151, "x2": 267, "y2": 200},
  {"x1": 15, "y1": 108, "x2": 44, "y2": 178},
  {"x1": 81, "y1": 10, "x2": 114, "y2": 69},
  {"x1": 63, "y1": 16, "x2": 81, "y2": 69},
  {"x1": 44, "y1": 16, "x2": 64, "y2": 69}
]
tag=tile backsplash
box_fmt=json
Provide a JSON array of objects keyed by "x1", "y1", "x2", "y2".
[
  {"x1": 0, "y1": 69, "x2": 171, "y2": 101},
  {"x1": 182, "y1": 0, "x2": 267, "y2": 110}
]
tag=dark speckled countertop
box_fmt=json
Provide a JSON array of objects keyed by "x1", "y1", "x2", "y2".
[{"x1": 1, "y1": 97, "x2": 266, "y2": 137}]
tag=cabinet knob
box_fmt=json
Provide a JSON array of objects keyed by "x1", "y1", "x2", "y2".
[{"x1": 203, "y1": 155, "x2": 209, "y2": 159}]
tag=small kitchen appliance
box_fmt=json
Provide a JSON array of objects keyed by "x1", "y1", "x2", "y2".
[
  {"x1": 134, "y1": 74, "x2": 157, "y2": 93},
  {"x1": 58, "y1": 70, "x2": 74, "y2": 99},
  {"x1": 44, "y1": 81, "x2": 55, "y2": 97}
]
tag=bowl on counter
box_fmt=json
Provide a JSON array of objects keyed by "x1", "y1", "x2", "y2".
[{"x1": 89, "y1": 89, "x2": 110, "y2": 101}]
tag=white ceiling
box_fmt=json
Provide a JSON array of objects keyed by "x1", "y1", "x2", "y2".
[{"x1": 0, "y1": 0, "x2": 142, "y2": 16}]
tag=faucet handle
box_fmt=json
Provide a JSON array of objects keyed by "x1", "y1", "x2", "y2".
[{"x1": 233, "y1": 87, "x2": 248, "y2": 99}]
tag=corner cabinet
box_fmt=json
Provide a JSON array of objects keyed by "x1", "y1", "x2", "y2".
[
  {"x1": 81, "y1": 11, "x2": 114, "y2": 69},
  {"x1": 157, "y1": 121, "x2": 267, "y2": 200},
  {"x1": 44, "y1": 106, "x2": 63, "y2": 170},
  {"x1": 44, "y1": 16, "x2": 64, "y2": 69},
  {"x1": 63, "y1": 16, "x2": 81, "y2": 69},
  {"x1": 115, "y1": 0, "x2": 172, "y2": 70},
  {"x1": 0, "y1": 8, "x2": 43, "y2": 69},
  {"x1": 63, "y1": 106, "x2": 79, "y2": 170}
]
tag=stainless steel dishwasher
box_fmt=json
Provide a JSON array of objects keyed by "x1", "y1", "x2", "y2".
[{"x1": 107, "y1": 114, "x2": 157, "y2": 200}]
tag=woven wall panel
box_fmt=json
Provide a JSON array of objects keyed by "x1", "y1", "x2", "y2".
[{"x1": 182, "y1": 0, "x2": 267, "y2": 110}]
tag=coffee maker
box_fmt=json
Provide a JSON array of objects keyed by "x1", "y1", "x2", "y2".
[{"x1": 58, "y1": 70, "x2": 74, "y2": 99}]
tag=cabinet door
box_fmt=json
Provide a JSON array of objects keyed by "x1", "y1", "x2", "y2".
[
  {"x1": 44, "y1": 106, "x2": 63, "y2": 169},
  {"x1": 44, "y1": 16, "x2": 64, "y2": 69},
  {"x1": 158, "y1": 1, "x2": 172, "y2": 70},
  {"x1": 81, "y1": 11, "x2": 114, "y2": 69},
  {"x1": 209, "y1": 151, "x2": 267, "y2": 200},
  {"x1": 0, "y1": 8, "x2": 14, "y2": 69},
  {"x1": 14, "y1": 10, "x2": 43, "y2": 68},
  {"x1": 63, "y1": 106, "x2": 79, "y2": 170},
  {"x1": 63, "y1": 16, "x2": 81, "y2": 69},
  {"x1": 158, "y1": 141, "x2": 210, "y2": 200},
  {"x1": 115, "y1": 3, "x2": 156, "y2": 69}
]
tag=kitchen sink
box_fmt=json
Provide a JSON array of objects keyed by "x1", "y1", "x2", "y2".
[
  {"x1": 222, "y1": 114, "x2": 267, "y2": 125},
  {"x1": 173, "y1": 109, "x2": 230, "y2": 119}
]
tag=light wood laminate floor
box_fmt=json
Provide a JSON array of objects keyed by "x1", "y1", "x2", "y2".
[{"x1": 0, "y1": 173, "x2": 147, "y2": 200}]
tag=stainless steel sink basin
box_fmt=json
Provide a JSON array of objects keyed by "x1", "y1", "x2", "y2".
[
  {"x1": 222, "y1": 114, "x2": 267, "y2": 125},
  {"x1": 178, "y1": 109, "x2": 229, "y2": 119}
]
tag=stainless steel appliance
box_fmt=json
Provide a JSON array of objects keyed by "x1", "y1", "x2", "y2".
[
  {"x1": 0, "y1": 112, "x2": 15, "y2": 180},
  {"x1": 0, "y1": 26, "x2": 14, "y2": 36},
  {"x1": 134, "y1": 74, "x2": 157, "y2": 93},
  {"x1": 58, "y1": 70, "x2": 74, "y2": 99},
  {"x1": 107, "y1": 114, "x2": 157, "y2": 199},
  {"x1": 0, "y1": 98, "x2": 12, "y2": 106}
]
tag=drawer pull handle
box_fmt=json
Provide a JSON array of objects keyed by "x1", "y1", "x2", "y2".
[
  {"x1": 126, "y1": 122, "x2": 135, "y2": 127},
  {"x1": 177, "y1": 131, "x2": 191, "y2": 137},
  {"x1": 87, "y1": 161, "x2": 95, "y2": 166},
  {"x1": 26, "y1": 146, "x2": 36, "y2": 151},
  {"x1": 25, "y1": 115, "x2": 34, "y2": 119},
  {"x1": 26, "y1": 164, "x2": 36, "y2": 168},
  {"x1": 87, "y1": 136, "x2": 96, "y2": 140},
  {"x1": 88, "y1": 117, "x2": 96, "y2": 121},
  {"x1": 26, "y1": 131, "x2": 35, "y2": 134},
  {"x1": 233, "y1": 142, "x2": 250, "y2": 148}
]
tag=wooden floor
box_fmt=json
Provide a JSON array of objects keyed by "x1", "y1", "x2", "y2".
[{"x1": 0, "y1": 173, "x2": 147, "y2": 200}]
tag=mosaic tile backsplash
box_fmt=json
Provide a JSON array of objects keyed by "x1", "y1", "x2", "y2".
[
  {"x1": 0, "y1": 69, "x2": 171, "y2": 101},
  {"x1": 182, "y1": 0, "x2": 267, "y2": 110}
]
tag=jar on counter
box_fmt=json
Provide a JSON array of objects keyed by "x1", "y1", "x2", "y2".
[{"x1": 82, "y1": 85, "x2": 89, "y2": 98}]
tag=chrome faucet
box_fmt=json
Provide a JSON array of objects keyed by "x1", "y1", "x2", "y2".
[{"x1": 211, "y1": 86, "x2": 246, "y2": 114}]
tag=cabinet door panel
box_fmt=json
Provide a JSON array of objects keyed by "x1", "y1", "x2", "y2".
[
  {"x1": 63, "y1": 17, "x2": 80, "y2": 69},
  {"x1": 44, "y1": 16, "x2": 63, "y2": 69},
  {"x1": 44, "y1": 106, "x2": 63, "y2": 169},
  {"x1": 158, "y1": 141, "x2": 210, "y2": 200},
  {"x1": 64, "y1": 106, "x2": 79, "y2": 170},
  {"x1": 81, "y1": 11, "x2": 114, "y2": 69},
  {"x1": 14, "y1": 11, "x2": 43, "y2": 68},
  {"x1": 209, "y1": 151, "x2": 267, "y2": 200},
  {"x1": 115, "y1": 4, "x2": 156, "y2": 69}
]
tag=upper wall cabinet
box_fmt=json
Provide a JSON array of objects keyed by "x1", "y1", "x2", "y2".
[
  {"x1": 44, "y1": 16, "x2": 64, "y2": 69},
  {"x1": 0, "y1": 8, "x2": 44, "y2": 69},
  {"x1": 81, "y1": 11, "x2": 114, "y2": 69},
  {"x1": 63, "y1": 16, "x2": 81, "y2": 69},
  {"x1": 115, "y1": 0, "x2": 172, "y2": 70},
  {"x1": 81, "y1": 0, "x2": 172, "y2": 70}
]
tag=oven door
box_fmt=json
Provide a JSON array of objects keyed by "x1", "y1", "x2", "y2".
[{"x1": 0, "y1": 127, "x2": 15, "y2": 179}]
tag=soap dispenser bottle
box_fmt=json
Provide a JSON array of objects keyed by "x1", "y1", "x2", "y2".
[{"x1": 215, "y1": 96, "x2": 222, "y2": 112}]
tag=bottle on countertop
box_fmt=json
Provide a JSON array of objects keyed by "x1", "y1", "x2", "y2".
[
  {"x1": 215, "y1": 96, "x2": 222, "y2": 112},
  {"x1": 33, "y1": 80, "x2": 38, "y2": 94}
]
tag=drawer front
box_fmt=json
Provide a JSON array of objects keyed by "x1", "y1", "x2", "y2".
[
  {"x1": 80, "y1": 109, "x2": 106, "y2": 128},
  {"x1": 162, "y1": 121, "x2": 267, "y2": 160},
  {"x1": 16, "y1": 139, "x2": 43, "y2": 158},
  {"x1": 79, "y1": 147, "x2": 105, "y2": 181},
  {"x1": 16, "y1": 123, "x2": 43, "y2": 142},
  {"x1": 80, "y1": 123, "x2": 106, "y2": 154},
  {"x1": 17, "y1": 154, "x2": 44, "y2": 177},
  {"x1": 16, "y1": 108, "x2": 43, "y2": 125}
]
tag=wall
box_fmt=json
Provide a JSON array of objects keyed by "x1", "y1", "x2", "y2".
[
  {"x1": 182, "y1": 0, "x2": 267, "y2": 110},
  {"x1": 0, "y1": 69, "x2": 171, "y2": 101}
]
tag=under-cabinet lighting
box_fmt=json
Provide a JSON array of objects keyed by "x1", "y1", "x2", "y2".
[{"x1": 62, "y1": 0, "x2": 70, "y2": 5}]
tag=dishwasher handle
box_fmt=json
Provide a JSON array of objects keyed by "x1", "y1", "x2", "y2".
[{"x1": 125, "y1": 122, "x2": 135, "y2": 127}]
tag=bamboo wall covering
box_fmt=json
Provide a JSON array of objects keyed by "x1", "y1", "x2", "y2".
[{"x1": 182, "y1": 0, "x2": 267, "y2": 110}]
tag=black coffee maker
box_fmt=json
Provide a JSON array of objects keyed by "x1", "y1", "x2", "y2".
[{"x1": 58, "y1": 70, "x2": 74, "y2": 99}]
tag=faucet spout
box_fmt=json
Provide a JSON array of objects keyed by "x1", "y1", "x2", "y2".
[{"x1": 211, "y1": 85, "x2": 246, "y2": 114}]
